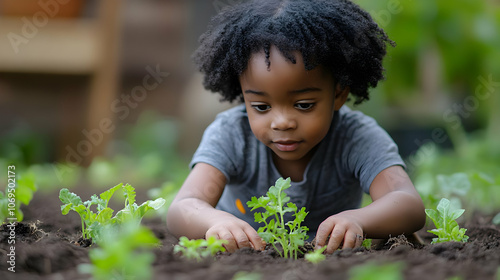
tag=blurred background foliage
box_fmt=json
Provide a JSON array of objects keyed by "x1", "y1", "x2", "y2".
[
  {"x1": 355, "y1": 0, "x2": 500, "y2": 216},
  {"x1": 1, "y1": 0, "x2": 499, "y2": 218}
]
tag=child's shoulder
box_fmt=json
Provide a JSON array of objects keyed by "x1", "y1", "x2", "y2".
[
  {"x1": 337, "y1": 106, "x2": 378, "y2": 128},
  {"x1": 212, "y1": 104, "x2": 248, "y2": 126},
  {"x1": 206, "y1": 104, "x2": 252, "y2": 137}
]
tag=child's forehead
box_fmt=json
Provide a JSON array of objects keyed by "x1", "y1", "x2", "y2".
[
  {"x1": 245, "y1": 46, "x2": 330, "y2": 77},
  {"x1": 241, "y1": 45, "x2": 334, "y2": 89}
]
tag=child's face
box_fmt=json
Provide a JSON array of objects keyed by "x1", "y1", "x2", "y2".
[{"x1": 239, "y1": 46, "x2": 348, "y2": 163}]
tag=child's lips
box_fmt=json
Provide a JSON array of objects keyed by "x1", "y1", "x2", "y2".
[{"x1": 273, "y1": 141, "x2": 301, "y2": 152}]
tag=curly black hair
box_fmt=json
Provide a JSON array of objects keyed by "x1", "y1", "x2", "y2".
[{"x1": 193, "y1": 0, "x2": 395, "y2": 104}]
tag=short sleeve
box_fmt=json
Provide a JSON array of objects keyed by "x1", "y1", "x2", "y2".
[
  {"x1": 189, "y1": 106, "x2": 249, "y2": 182},
  {"x1": 341, "y1": 111, "x2": 405, "y2": 194}
]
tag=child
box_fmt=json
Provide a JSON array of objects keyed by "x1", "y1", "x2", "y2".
[{"x1": 167, "y1": 0, "x2": 425, "y2": 254}]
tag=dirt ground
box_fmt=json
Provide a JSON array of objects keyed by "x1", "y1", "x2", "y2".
[{"x1": 1, "y1": 190, "x2": 499, "y2": 280}]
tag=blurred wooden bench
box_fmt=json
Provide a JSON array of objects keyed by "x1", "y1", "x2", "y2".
[{"x1": 0, "y1": 0, "x2": 121, "y2": 165}]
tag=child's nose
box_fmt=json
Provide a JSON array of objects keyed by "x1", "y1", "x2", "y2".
[{"x1": 271, "y1": 111, "x2": 297, "y2": 131}]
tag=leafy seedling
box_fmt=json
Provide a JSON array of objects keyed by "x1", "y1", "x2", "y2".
[
  {"x1": 304, "y1": 246, "x2": 327, "y2": 264},
  {"x1": 425, "y1": 198, "x2": 469, "y2": 244},
  {"x1": 174, "y1": 236, "x2": 228, "y2": 261},
  {"x1": 0, "y1": 172, "x2": 37, "y2": 224},
  {"x1": 362, "y1": 238, "x2": 372, "y2": 250},
  {"x1": 60, "y1": 183, "x2": 165, "y2": 242},
  {"x1": 78, "y1": 222, "x2": 159, "y2": 280},
  {"x1": 247, "y1": 177, "x2": 309, "y2": 259},
  {"x1": 113, "y1": 183, "x2": 166, "y2": 225}
]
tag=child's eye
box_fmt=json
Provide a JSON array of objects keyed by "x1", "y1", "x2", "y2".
[
  {"x1": 252, "y1": 104, "x2": 271, "y2": 112},
  {"x1": 295, "y1": 103, "x2": 315, "y2": 111}
]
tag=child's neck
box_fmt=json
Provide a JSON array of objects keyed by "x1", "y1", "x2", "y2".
[{"x1": 271, "y1": 151, "x2": 314, "y2": 182}]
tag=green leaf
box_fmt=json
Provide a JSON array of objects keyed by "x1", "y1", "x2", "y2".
[
  {"x1": 74, "y1": 204, "x2": 87, "y2": 216},
  {"x1": 247, "y1": 177, "x2": 309, "y2": 259},
  {"x1": 96, "y1": 208, "x2": 114, "y2": 224},
  {"x1": 135, "y1": 201, "x2": 155, "y2": 220},
  {"x1": 99, "y1": 183, "x2": 123, "y2": 207},
  {"x1": 426, "y1": 198, "x2": 469, "y2": 244},
  {"x1": 305, "y1": 246, "x2": 326, "y2": 264},
  {"x1": 437, "y1": 198, "x2": 451, "y2": 216},
  {"x1": 59, "y1": 188, "x2": 83, "y2": 206},
  {"x1": 149, "y1": 197, "x2": 166, "y2": 210},
  {"x1": 15, "y1": 173, "x2": 37, "y2": 205},
  {"x1": 122, "y1": 184, "x2": 136, "y2": 206},
  {"x1": 61, "y1": 203, "x2": 73, "y2": 215},
  {"x1": 437, "y1": 173, "x2": 471, "y2": 197}
]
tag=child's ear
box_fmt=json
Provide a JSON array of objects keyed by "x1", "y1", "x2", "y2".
[{"x1": 334, "y1": 84, "x2": 350, "y2": 110}]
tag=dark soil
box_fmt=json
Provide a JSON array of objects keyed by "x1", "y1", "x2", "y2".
[{"x1": 1, "y1": 191, "x2": 499, "y2": 280}]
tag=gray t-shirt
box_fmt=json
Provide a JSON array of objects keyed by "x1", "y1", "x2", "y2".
[{"x1": 190, "y1": 104, "x2": 404, "y2": 240}]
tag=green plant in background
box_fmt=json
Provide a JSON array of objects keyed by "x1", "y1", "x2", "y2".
[
  {"x1": 349, "y1": 262, "x2": 404, "y2": 280},
  {"x1": 355, "y1": 1, "x2": 500, "y2": 130},
  {"x1": 0, "y1": 172, "x2": 37, "y2": 224},
  {"x1": 304, "y1": 246, "x2": 327, "y2": 264},
  {"x1": 28, "y1": 163, "x2": 81, "y2": 192},
  {"x1": 173, "y1": 236, "x2": 228, "y2": 261},
  {"x1": 147, "y1": 181, "x2": 181, "y2": 219},
  {"x1": 425, "y1": 198, "x2": 469, "y2": 244},
  {"x1": 60, "y1": 183, "x2": 165, "y2": 241},
  {"x1": 78, "y1": 222, "x2": 159, "y2": 280},
  {"x1": 416, "y1": 172, "x2": 470, "y2": 211},
  {"x1": 247, "y1": 177, "x2": 309, "y2": 259},
  {"x1": 413, "y1": 142, "x2": 500, "y2": 215},
  {"x1": 87, "y1": 111, "x2": 189, "y2": 189}
]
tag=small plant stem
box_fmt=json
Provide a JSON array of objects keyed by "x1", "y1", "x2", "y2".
[
  {"x1": 81, "y1": 218, "x2": 86, "y2": 239},
  {"x1": 277, "y1": 188, "x2": 289, "y2": 258}
]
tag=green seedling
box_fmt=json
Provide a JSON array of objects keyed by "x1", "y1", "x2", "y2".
[
  {"x1": 60, "y1": 183, "x2": 165, "y2": 241},
  {"x1": 304, "y1": 246, "x2": 326, "y2": 264},
  {"x1": 247, "y1": 177, "x2": 309, "y2": 259},
  {"x1": 113, "y1": 183, "x2": 166, "y2": 224},
  {"x1": 173, "y1": 236, "x2": 228, "y2": 261},
  {"x1": 362, "y1": 238, "x2": 372, "y2": 250},
  {"x1": 349, "y1": 262, "x2": 404, "y2": 280},
  {"x1": 78, "y1": 222, "x2": 159, "y2": 280},
  {"x1": 0, "y1": 172, "x2": 37, "y2": 224},
  {"x1": 425, "y1": 198, "x2": 469, "y2": 244}
]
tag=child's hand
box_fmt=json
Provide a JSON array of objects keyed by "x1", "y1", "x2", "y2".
[
  {"x1": 205, "y1": 218, "x2": 266, "y2": 253},
  {"x1": 315, "y1": 211, "x2": 365, "y2": 254}
]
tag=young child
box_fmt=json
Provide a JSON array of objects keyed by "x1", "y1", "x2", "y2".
[{"x1": 167, "y1": 0, "x2": 425, "y2": 254}]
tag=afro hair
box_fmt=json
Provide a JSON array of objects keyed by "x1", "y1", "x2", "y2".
[{"x1": 193, "y1": 0, "x2": 395, "y2": 104}]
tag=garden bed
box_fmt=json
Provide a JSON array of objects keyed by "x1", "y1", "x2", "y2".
[{"x1": 1, "y1": 190, "x2": 499, "y2": 280}]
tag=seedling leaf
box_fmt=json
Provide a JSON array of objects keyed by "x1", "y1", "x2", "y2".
[
  {"x1": 247, "y1": 177, "x2": 309, "y2": 259},
  {"x1": 426, "y1": 198, "x2": 469, "y2": 244}
]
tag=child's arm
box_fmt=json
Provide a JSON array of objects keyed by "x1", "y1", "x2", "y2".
[
  {"x1": 315, "y1": 166, "x2": 426, "y2": 254},
  {"x1": 166, "y1": 163, "x2": 265, "y2": 252}
]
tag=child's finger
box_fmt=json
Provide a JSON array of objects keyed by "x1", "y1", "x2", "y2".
[
  {"x1": 315, "y1": 221, "x2": 334, "y2": 249},
  {"x1": 244, "y1": 227, "x2": 266, "y2": 251},
  {"x1": 216, "y1": 230, "x2": 238, "y2": 253},
  {"x1": 230, "y1": 228, "x2": 251, "y2": 249},
  {"x1": 342, "y1": 231, "x2": 360, "y2": 249},
  {"x1": 326, "y1": 227, "x2": 345, "y2": 253},
  {"x1": 354, "y1": 233, "x2": 364, "y2": 248}
]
